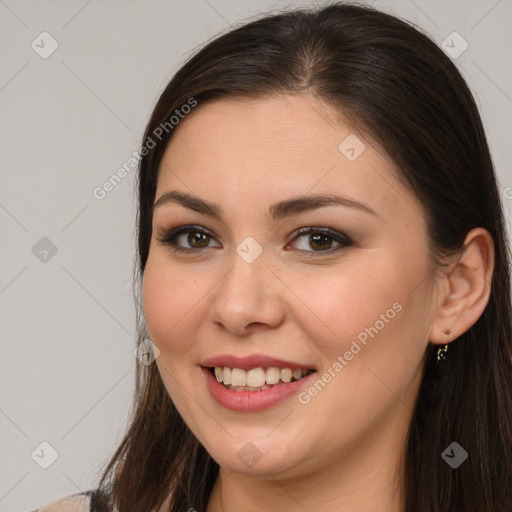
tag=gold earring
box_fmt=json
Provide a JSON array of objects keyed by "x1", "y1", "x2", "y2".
[{"x1": 437, "y1": 344, "x2": 449, "y2": 362}]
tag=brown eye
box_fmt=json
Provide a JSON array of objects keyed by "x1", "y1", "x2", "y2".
[
  {"x1": 186, "y1": 231, "x2": 210, "y2": 248},
  {"x1": 307, "y1": 233, "x2": 334, "y2": 251},
  {"x1": 288, "y1": 227, "x2": 353, "y2": 256},
  {"x1": 156, "y1": 225, "x2": 221, "y2": 253}
]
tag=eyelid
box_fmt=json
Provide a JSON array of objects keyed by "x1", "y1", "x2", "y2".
[{"x1": 288, "y1": 226, "x2": 353, "y2": 244}]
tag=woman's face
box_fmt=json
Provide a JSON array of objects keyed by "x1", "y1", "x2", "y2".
[{"x1": 142, "y1": 94, "x2": 438, "y2": 479}]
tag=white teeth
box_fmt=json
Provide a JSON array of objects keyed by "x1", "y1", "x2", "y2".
[
  {"x1": 246, "y1": 368, "x2": 266, "y2": 387},
  {"x1": 266, "y1": 367, "x2": 281, "y2": 385},
  {"x1": 222, "y1": 367, "x2": 231, "y2": 385},
  {"x1": 212, "y1": 366, "x2": 311, "y2": 388},
  {"x1": 280, "y1": 368, "x2": 292, "y2": 383},
  {"x1": 230, "y1": 368, "x2": 246, "y2": 387}
]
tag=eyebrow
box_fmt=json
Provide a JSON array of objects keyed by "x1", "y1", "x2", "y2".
[{"x1": 152, "y1": 190, "x2": 378, "y2": 220}]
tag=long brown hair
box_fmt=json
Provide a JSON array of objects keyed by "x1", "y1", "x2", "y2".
[{"x1": 91, "y1": 3, "x2": 512, "y2": 511}]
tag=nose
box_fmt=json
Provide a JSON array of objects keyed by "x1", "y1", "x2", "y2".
[{"x1": 209, "y1": 247, "x2": 286, "y2": 337}]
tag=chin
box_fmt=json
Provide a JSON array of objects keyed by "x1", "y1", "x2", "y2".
[{"x1": 205, "y1": 437, "x2": 307, "y2": 478}]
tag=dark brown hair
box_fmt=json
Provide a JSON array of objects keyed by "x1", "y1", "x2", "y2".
[{"x1": 91, "y1": 2, "x2": 512, "y2": 511}]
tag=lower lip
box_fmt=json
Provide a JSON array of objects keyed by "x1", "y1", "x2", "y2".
[{"x1": 202, "y1": 367, "x2": 316, "y2": 412}]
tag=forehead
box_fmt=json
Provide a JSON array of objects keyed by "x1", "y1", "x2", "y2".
[
  {"x1": 155, "y1": 94, "x2": 422, "y2": 223},
  {"x1": 162, "y1": 94, "x2": 362, "y2": 165}
]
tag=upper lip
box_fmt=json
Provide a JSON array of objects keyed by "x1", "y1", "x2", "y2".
[{"x1": 201, "y1": 354, "x2": 316, "y2": 371}]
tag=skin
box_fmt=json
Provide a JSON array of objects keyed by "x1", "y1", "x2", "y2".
[{"x1": 141, "y1": 94, "x2": 494, "y2": 512}]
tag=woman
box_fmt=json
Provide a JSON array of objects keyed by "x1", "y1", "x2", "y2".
[{"x1": 33, "y1": 2, "x2": 512, "y2": 511}]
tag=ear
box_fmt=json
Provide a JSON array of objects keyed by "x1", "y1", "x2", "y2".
[{"x1": 429, "y1": 227, "x2": 495, "y2": 345}]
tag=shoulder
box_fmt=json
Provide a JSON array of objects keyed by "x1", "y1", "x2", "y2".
[{"x1": 29, "y1": 490, "x2": 93, "y2": 512}]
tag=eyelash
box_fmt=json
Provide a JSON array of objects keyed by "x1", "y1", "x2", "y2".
[{"x1": 155, "y1": 224, "x2": 354, "y2": 257}]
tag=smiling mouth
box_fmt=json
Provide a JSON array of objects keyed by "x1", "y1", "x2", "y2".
[{"x1": 207, "y1": 366, "x2": 316, "y2": 391}]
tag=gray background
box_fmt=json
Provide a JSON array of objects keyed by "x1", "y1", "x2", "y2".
[{"x1": 0, "y1": 0, "x2": 510, "y2": 510}]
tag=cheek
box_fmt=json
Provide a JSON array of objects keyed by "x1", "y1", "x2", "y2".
[
  {"x1": 297, "y1": 265, "x2": 402, "y2": 351},
  {"x1": 142, "y1": 264, "x2": 205, "y2": 356},
  {"x1": 297, "y1": 271, "x2": 424, "y2": 426},
  {"x1": 298, "y1": 258, "x2": 429, "y2": 393}
]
